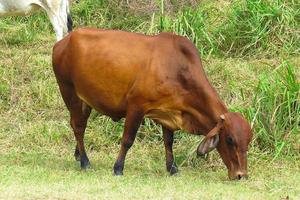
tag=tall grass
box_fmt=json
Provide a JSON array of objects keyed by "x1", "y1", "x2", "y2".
[
  {"x1": 246, "y1": 61, "x2": 300, "y2": 157},
  {"x1": 216, "y1": 0, "x2": 300, "y2": 57},
  {"x1": 1, "y1": 0, "x2": 299, "y2": 57},
  {"x1": 158, "y1": 0, "x2": 300, "y2": 57},
  {"x1": 159, "y1": 5, "x2": 216, "y2": 56}
]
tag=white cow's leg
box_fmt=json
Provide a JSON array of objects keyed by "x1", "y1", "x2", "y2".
[
  {"x1": 58, "y1": 0, "x2": 70, "y2": 34},
  {"x1": 46, "y1": 0, "x2": 69, "y2": 40},
  {"x1": 59, "y1": 12, "x2": 69, "y2": 36},
  {"x1": 47, "y1": 12, "x2": 64, "y2": 41}
]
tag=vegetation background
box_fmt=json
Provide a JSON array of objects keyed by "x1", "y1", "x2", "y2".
[{"x1": 0, "y1": 0, "x2": 299, "y2": 199}]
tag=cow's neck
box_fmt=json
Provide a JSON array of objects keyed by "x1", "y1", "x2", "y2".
[{"x1": 181, "y1": 80, "x2": 228, "y2": 135}]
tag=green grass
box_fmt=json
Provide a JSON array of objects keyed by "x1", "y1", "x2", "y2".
[
  {"x1": 0, "y1": 151, "x2": 299, "y2": 199},
  {"x1": 249, "y1": 61, "x2": 300, "y2": 157},
  {"x1": 0, "y1": 0, "x2": 299, "y2": 199},
  {"x1": 215, "y1": 0, "x2": 300, "y2": 57},
  {"x1": 158, "y1": 0, "x2": 300, "y2": 57}
]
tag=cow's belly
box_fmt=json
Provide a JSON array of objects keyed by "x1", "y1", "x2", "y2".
[
  {"x1": 0, "y1": 1, "x2": 40, "y2": 16},
  {"x1": 71, "y1": 57, "x2": 141, "y2": 119},
  {"x1": 75, "y1": 81, "x2": 129, "y2": 120}
]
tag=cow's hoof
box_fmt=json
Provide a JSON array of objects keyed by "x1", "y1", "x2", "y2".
[
  {"x1": 167, "y1": 162, "x2": 178, "y2": 175},
  {"x1": 169, "y1": 165, "x2": 179, "y2": 176},
  {"x1": 80, "y1": 160, "x2": 91, "y2": 170},
  {"x1": 113, "y1": 163, "x2": 124, "y2": 176},
  {"x1": 114, "y1": 170, "x2": 123, "y2": 176}
]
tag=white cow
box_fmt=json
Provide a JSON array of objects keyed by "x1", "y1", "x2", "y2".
[{"x1": 0, "y1": 0, "x2": 73, "y2": 40}]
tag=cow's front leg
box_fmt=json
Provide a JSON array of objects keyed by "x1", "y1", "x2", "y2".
[
  {"x1": 162, "y1": 127, "x2": 178, "y2": 175},
  {"x1": 113, "y1": 105, "x2": 144, "y2": 175}
]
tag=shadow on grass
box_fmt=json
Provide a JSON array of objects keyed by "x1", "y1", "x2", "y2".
[
  {"x1": 0, "y1": 151, "x2": 113, "y2": 174},
  {"x1": 0, "y1": 149, "x2": 224, "y2": 180}
]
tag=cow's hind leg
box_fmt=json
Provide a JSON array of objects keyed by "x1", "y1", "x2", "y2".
[
  {"x1": 58, "y1": 82, "x2": 91, "y2": 169},
  {"x1": 73, "y1": 102, "x2": 91, "y2": 162},
  {"x1": 113, "y1": 105, "x2": 144, "y2": 175},
  {"x1": 71, "y1": 101, "x2": 91, "y2": 169},
  {"x1": 162, "y1": 127, "x2": 178, "y2": 175}
]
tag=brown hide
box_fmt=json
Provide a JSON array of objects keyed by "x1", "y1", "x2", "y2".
[
  {"x1": 53, "y1": 28, "x2": 226, "y2": 132},
  {"x1": 52, "y1": 28, "x2": 252, "y2": 180}
]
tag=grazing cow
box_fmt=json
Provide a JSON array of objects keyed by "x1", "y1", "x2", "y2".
[
  {"x1": 0, "y1": 0, "x2": 73, "y2": 40},
  {"x1": 52, "y1": 28, "x2": 253, "y2": 180}
]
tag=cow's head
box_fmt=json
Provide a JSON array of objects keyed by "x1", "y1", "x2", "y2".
[{"x1": 197, "y1": 112, "x2": 253, "y2": 180}]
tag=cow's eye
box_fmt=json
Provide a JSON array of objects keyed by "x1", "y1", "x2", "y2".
[{"x1": 226, "y1": 136, "x2": 234, "y2": 146}]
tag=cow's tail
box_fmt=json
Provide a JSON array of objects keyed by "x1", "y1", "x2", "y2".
[
  {"x1": 67, "y1": 13, "x2": 73, "y2": 32},
  {"x1": 66, "y1": 0, "x2": 73, "y2": 32}
]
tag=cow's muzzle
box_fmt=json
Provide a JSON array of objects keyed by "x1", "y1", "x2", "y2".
[{"x1": 229, "y1": 170, "x2": 248, "y2": 180}]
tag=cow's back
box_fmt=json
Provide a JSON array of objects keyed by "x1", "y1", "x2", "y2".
[{"x1": 52, "y1": 28, "x2": 202, "y2": 121}]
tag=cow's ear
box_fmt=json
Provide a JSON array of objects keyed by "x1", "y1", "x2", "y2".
[
  {"x1": 197, "y1": 134, "x2": 219, "y2": 156},
  {"x1": 197, "y1": 117, "x2": 224, "y2": 155}
]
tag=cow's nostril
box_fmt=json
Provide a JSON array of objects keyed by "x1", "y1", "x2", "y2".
[
  {"x1": 236, "y1": 173, "x2": 248, "y2": 180},
  {"x1": 237, "y1": 174, "x2": 242, "y2": 180}
]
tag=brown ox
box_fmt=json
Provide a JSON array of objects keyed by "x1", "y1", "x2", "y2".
[{"x1": 52, "y1": 28, "x2": 253, "y2": 180}]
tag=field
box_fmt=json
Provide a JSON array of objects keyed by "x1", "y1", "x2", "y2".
[{"x1": 0, "y1": 0, "x2": 299, "y2": 199}]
